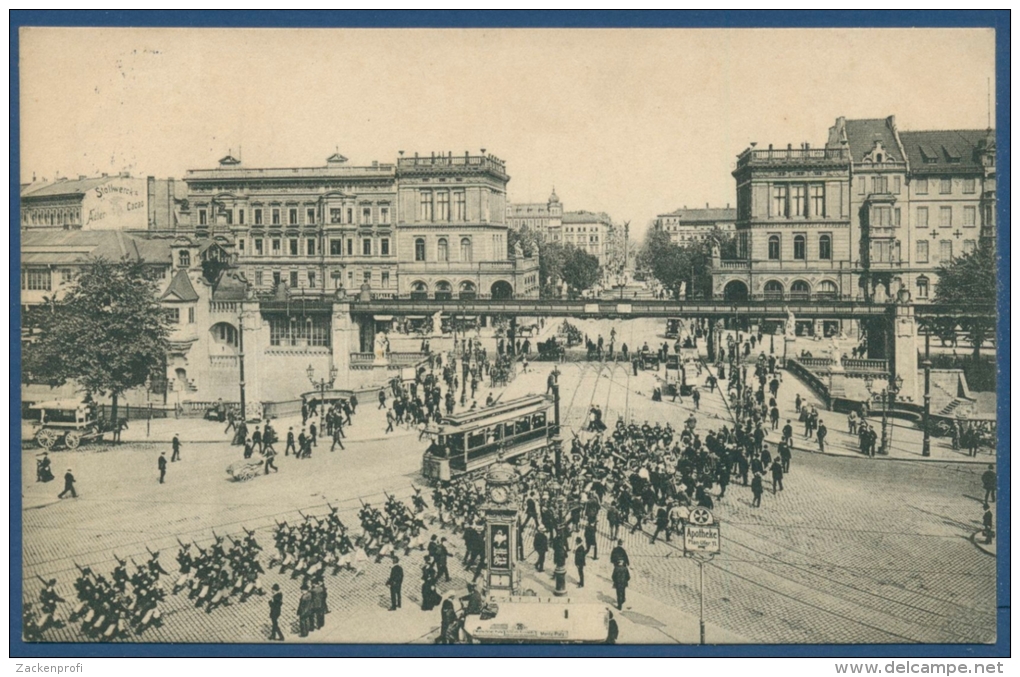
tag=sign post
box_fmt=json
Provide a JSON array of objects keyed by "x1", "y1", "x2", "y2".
[{"x1": 684, "y1": 507, "x2": 720, "y2": 645}]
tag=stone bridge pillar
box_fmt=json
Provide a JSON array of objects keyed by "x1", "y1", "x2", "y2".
[
  {"x1": 890, "y1": 301, "x2": 919, "y2": 404},
  {"x1": 331, "y1": 301, "x2": 356, "y2": 376}
]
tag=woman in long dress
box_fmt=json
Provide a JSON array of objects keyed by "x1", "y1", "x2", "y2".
[{"x1": 420, "y1": 557, "x2": 439, "y2": 611}]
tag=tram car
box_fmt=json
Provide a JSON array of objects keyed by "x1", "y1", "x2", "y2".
[{"x1": 421, "y1": 394, "x2": 553, "y2": 482}]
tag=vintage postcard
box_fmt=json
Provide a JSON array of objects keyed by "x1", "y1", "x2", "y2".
[{"x1": 16, "y1": 23, "x2": 1001, "y2": 651}]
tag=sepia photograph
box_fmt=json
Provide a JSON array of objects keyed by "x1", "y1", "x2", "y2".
[{"x1": 15, "y1": 20, "x2": 1002, "y2": 652}]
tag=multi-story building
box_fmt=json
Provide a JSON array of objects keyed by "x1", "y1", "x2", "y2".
[
  {"x1": 20, "y1": 173, "x2": 184, "y2": 231},
  {"x1": 828, "y1": 116, "x2": 996, "y2": 302},
  {"x1": 181, "y1": 152, "x2": 398, "y2": 297},
  {"x1": 506, "y1": 188, "x2": 563, "y2": 242},
  {"x1": 713, "y1": 116, "x2": 996, "y2": 309},
  {"x1": 177, "y1": 151, "x2": 537, "y2": 301},
  {"x1": 562, "y1": 210, "x2": 614, "y2": 268},
  {"x1": 395, "y1": 152, "x2": 538, "y2": 300},
  {"x1": 712, "y1": 142, "x2": 854, "y2": 306},
  {"x1": 653, "y1": 205, "x2": 736, "y2": 245}
]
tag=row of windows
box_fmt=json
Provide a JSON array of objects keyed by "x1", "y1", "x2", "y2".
[
  {"x1": 419, "y1": 190, "x2": 468, "y2": 222},
  {"x1": 857, "y1": 176, "x2": 978, "y2": 196},
  {"x1": 766, "y1": 233, "x2": 832, "y2": 261},
  {"x1": 413, "y1": 237, "x2": 473, "y2": 262},
  {"x1": 252, "y1": 269, "x2": 391, "y2": 289},
  {"x1": 23, "y1": 208, "x2": 81, "y2": 227},
  {"x1": 772, "y1": 183, "x2": 826, "y2": 219},
  {"x1": 268, "y1": 315, "x2": 331, "y2": 347},
  {"x1": 916, "y1": 206, "x2": 978, "y2": 228},
  {"x1": 239, "y1": 237, "x2": 392, "y2": 258},
  {"x1": 198, "y1": 205, "x2": 391, "y2": 227}
]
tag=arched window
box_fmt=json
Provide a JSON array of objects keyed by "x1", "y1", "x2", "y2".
[
  {"x1": 793, "y1": 234, "x2": 806, "y2": 260},
  {"x1": 817, "y1": 280, "x2": 838, "y2": 299},
  {"x1": 790, "y1": 280, "x2": 810, "y2": 300},
  {"x1": 767, "y1": 235, "x2": 780, "y2": 260},
  {"x1": 460, "y1": 237, "x2": 472, "y2": 262},
  {"x1": 179, "y1": 250, "x2": 191, "y2": 268},
  {"x1": 414, "y1": 238, "x2": 426, "y2": 262},
  {"x1": 819, "y1": 234, "x2": 832, "y2": 260},
  {"x1": 437, "y1": 238, "x2": 449, "y2": 262},
  {"x1": 763, "y1": 280, "x2": 784, "y2": 300}
]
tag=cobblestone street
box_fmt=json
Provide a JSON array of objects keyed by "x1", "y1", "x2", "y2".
[{"x1": 21, "y1": 319, "x2": 996, "y2": 644}]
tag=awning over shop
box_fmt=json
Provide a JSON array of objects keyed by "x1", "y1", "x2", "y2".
[{"x1": 373, "y1": 315, "x2": 394, "y2": 321}]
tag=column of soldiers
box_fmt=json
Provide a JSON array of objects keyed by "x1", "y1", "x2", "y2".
[
  {"x1": 171, "y1": 529, "x2": 266, "y2": 612},
  {"x1": 25, "y1": 548, "x2": 171, "y2": 642}
]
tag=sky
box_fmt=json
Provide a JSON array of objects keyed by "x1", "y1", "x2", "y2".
[{"x1": 19, "y1": 27, "x2": 996, "y2": 240}]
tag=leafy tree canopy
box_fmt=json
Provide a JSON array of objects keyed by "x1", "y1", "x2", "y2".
[
  {"x1": 23, "y1": 258, "x2": 173, "y2": 419},
  {"x1": 933, "y1": 242, "x2": 998, "y2": 359}
]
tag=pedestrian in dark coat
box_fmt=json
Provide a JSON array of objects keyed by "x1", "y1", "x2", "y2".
[
  {"x1": 751, "y1": 473, "x2": 764, "y2": 507},
  {"x1": 171, "y1": 434, "x2": 182, "y2": 462},
  {"x1": 982, "y1": 465, "x2": 997, "y2": 503},
  {"x1": 573, "y1": 538, "x2": 587, "y2": 587},
  {"x1": 158, "y1": 452, "x2": 167, "y2": 484},
  {"x1": 268, "y1": 584, "x2": 284, "y2": 641},
  {"x1": 58, "y1": 469, "x2": 77, "y2": 499},
  {"x1": 771, "y1": 461, "x2": 784, "y2": 493},
  {"x1": 311, "y1": 579, "x2": 327, "y2": 629},
  {"x1": 386, "y1": 558, "x2": 404, "y2": 610},
  {"x1": 435, "y1": 538, "x2": 451, "y2": 582},
  {"x1": 285, "y1": 428, "x2": 296, "y2": 456},
  {"x1": 297, "y1": 583, "x2": 313, "y2": 637},
  {"x1": 533, "y1": 528, "x2": 549, "y2": 571},
  {"x1": 611, "y1": 563, "x2": 630, "y2": 610},
  {"x1": 817, "y1": 420, "x2": 828, "y2": 453},
  {"x1": 610, "y1": 540, "x2": 630, "y2": 567},
  {"x1": 584, "y1": 521, "x2": 598, "y2": 559}
]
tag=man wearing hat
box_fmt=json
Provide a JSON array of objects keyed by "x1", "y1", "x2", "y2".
[
  {"x1": 158, "y1": 452, "x2": 167, "y2": 484},
  {"x1": 533, "y1": 527, "x2": 549, "y2": 572},
  {"x1": 268, "y1": 584, "x2": 284, "y2": 641},
  {"x1": 58, "y1": 468, "x2": 77, "y2": 499},
  {"x1": 171, "y1": 433, "x2": 182, "y2": 462},
  {"x1": 386, "y1": 557, "x2": 403, "y2": 611},
  {"x1": 297, "y1": 581, "x2": 313, "y2": 637}
]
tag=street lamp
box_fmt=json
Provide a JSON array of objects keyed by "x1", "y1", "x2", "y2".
[
  {"x1": 922, "y1": 333, "x2": 932, "y2": 457},
  {"x1": 306, "y1": 363, "x2": 339, "y2": 437},
  {"x1": 863, "y1": 374, "x2": 876, "y2": 458},
  {"x1": 546, "y1": 479, "x2": 569, "y2": 597},
  {"x1": 882, "y1": 374, "x2": 903, "y2": 455}
]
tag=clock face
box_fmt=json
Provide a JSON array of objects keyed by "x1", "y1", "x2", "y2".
[{"x1": 490, "y1": 486, "x2": 509, "y2": 504}]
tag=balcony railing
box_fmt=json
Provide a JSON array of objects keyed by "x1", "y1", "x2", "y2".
[
  {"x1": 209, "y1": 301, "x2": 239, "y2": 314},
  {"x1": 209, "y1": 355, "x2": 239, "y2": 369},
  {"x1": 349, "y1": 351, "x2": 428, "y2": 370},
  {"x1": 737, "y1": 147, "x2": 849, "y2": 168}
]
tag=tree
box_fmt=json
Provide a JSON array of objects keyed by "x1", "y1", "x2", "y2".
[
  {"x1": 23, "y1": 258, "x2": 173, "y2": 426},
  {"x1": 934, "y1": 242, "x2": 997, "y2": 360},
  {"x1": 561, "y1": 246, "x2": 601, "y2": 293}
]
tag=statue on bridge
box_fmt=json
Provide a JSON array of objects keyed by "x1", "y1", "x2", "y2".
[
  {"x1": 830, "y1": 334, "x2": 844, "y2": 371},
  {"x1": 784, "y1": 306, "x2": 797, "y2": 339},
  {"x1": 374, "y1": 331, "x2": 390, "y2": 363}
]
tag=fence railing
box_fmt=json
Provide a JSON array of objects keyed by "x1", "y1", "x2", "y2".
[
  {"x1": 786, "y1": 358, "x2": 830, "y2": 406},
  {"x1": 350, "y1": 351, "x2": 428, "y2": 369}
]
